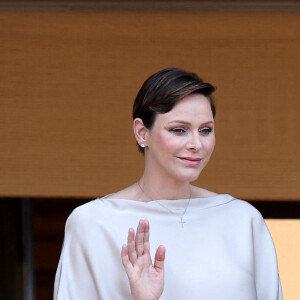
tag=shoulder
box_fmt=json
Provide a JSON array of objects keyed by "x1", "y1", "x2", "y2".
[
  {"x1": 192, "y1": 186, "x2": 263, "y2": 218},
  {"x1": 225, "y1": 197, "x2": 268, "y2": 231},
  {"x1": 65, "y1": 199, "x2": 103, "y2": 232},
  {"x1": 191, "y1": 186, "x2": 218, "y2": 198},
  {"x1": 225, "y1": 196, "x2": 262, "y2": 217},
  {"x1": 68, "y1": 199, "x2": 99, "y2": 218},
  {"x1": 232, "y1": 198, "x2": 263, "y2": 218},
  {"x1": 104, "y1": 183, "x2": 141, "y2": 200},
  {"x1": 219, "y1": 197, "x2": 272, "y2": 243}
]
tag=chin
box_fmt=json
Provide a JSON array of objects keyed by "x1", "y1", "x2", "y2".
[{"x1": 174, "y1": 169, "x2": 202, "y2": 183}]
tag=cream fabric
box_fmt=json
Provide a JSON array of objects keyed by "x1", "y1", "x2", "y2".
[{"x1": 54, "y1": 194, "x2": 282, "y2": 300}]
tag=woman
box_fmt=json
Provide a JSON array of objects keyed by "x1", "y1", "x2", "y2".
[{"x1": 54, "y1": 68, "x2": 282, "y2": 300}]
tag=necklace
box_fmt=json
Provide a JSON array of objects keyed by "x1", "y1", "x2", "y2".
[{"x1": 137, "y1": 181, "x2": 192, "y2": 228}]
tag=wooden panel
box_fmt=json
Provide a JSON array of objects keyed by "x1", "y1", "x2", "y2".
[{"x1": 0, "y1": 12, "x2": 299, "y2": 199}]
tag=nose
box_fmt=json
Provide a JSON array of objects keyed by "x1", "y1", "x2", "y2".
[{"x1": 187, "y1": 132, "x2": 202, "y2": 151}]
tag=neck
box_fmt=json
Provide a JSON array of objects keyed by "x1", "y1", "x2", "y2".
[{"x1": 138, "y1": 172, "x2": 192, "y2": 201}]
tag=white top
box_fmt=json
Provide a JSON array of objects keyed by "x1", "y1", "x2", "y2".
[{"x1": 54, "y1": 194, "x2": 282, "y2": 300}]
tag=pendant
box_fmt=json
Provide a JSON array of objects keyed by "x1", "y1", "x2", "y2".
[{"x1": 179, "y1": 217, "x2": 186, "y2": 228}]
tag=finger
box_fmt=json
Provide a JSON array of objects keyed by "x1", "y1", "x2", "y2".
[
  {"x1": 121, "y1": 244, "x2": 128, "y2": 259},
  {"x1": 121, "y1": 244, "x2": 134, "y2": 275},
  {"x1": 135, "y1": 220, "x2": 146, "y2": 257},
  {"x1": 154, "y1": 245, "x2": 166, "y2": 272},
  {"x1": 127, "y1": 228, "x2": 137, "y2": 263},
  {"x1": 143, "y1": 219, "x2": 150, "y2": 254}
]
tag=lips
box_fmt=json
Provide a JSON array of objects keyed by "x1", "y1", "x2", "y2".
[{"x1": 178, "y1": 157, "x2": 202, "y2": 166}]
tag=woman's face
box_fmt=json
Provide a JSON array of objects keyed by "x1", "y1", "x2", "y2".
[{"x1": 145, "y1": 94, "x2": 215, "y2": 183}]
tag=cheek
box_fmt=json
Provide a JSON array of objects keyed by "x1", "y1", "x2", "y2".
[
  {"x1": 205, "y1": 136, "x2": 216, "y2": 154},
  {"x1": 156, "y1": 133, "x2": 183, "y2": 151}
]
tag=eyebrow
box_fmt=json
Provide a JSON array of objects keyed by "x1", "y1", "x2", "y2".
[{"x1": 168, "y1": 120, "x2": 214, "y2": 126}]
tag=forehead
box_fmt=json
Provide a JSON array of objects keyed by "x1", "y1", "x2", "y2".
[{"x1": 156, "y1": 94, "x2": 213, "y2": 123}]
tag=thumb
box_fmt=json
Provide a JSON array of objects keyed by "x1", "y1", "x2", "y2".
[{"x1": 154, "y1": 245, "x2": 165, "y2": 272}]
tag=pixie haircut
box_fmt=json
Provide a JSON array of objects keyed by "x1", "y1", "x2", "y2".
[{"x1": 133, "y1": 67, "x2": 216, "y2": 154}]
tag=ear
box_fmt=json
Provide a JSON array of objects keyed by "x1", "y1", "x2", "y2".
[{"x1": 133, "y1": 118, "x2": 149, "y2": 147}]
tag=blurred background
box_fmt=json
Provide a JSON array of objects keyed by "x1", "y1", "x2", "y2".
[{"x1": 0, "y1": 1, "x2": 299, "y2": 299}]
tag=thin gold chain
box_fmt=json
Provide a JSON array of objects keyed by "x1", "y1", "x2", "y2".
[{"x1": 137, "y1": 181, "x2": 191, "y2": 228}]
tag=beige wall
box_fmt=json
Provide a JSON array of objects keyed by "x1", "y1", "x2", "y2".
[
  {"x1": 1, "y1": 12, "x2": 299, "y2": 200},
  {"x1": 266, "y1": 220, "x2": 300, "y2": 300}
]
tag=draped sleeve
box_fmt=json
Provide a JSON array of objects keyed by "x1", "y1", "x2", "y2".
[
  {"x1": 53, "y1": 200, "x2": 131, "y2": 300},
  {"x1": 54, "y1": 210, "x2": 101, "y2": 300},
  {"x1": 251, "y1": 210, "x2": 283, "y2": 299}
]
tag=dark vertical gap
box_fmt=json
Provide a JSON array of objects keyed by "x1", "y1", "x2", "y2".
[
  {"x1": 0, "y1": 198, "x2": 23, "y2": 300},
  {"x1": 22, "y1": 198, "x2": 35, "y2": 300}
]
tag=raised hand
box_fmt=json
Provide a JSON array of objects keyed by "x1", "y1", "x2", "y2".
[{"x1": 121, "y1": 219, "x2": 166, "y2": 300}]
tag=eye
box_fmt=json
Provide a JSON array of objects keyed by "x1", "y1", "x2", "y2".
[
  {"x1": 169, "y1": 127, "x2": 186, "y2": 135},
  {"x1": 199, "y1": 127, "x2": 212, "y2": 136}
]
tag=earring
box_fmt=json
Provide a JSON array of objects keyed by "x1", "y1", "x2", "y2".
[{"x1": 140, "y1": 144, "x2": 145, "y2": 148}]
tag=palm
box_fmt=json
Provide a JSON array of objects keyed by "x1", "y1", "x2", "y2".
[{"x1": 121, "y1": 220, "x2": 165, "y2": 300}]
